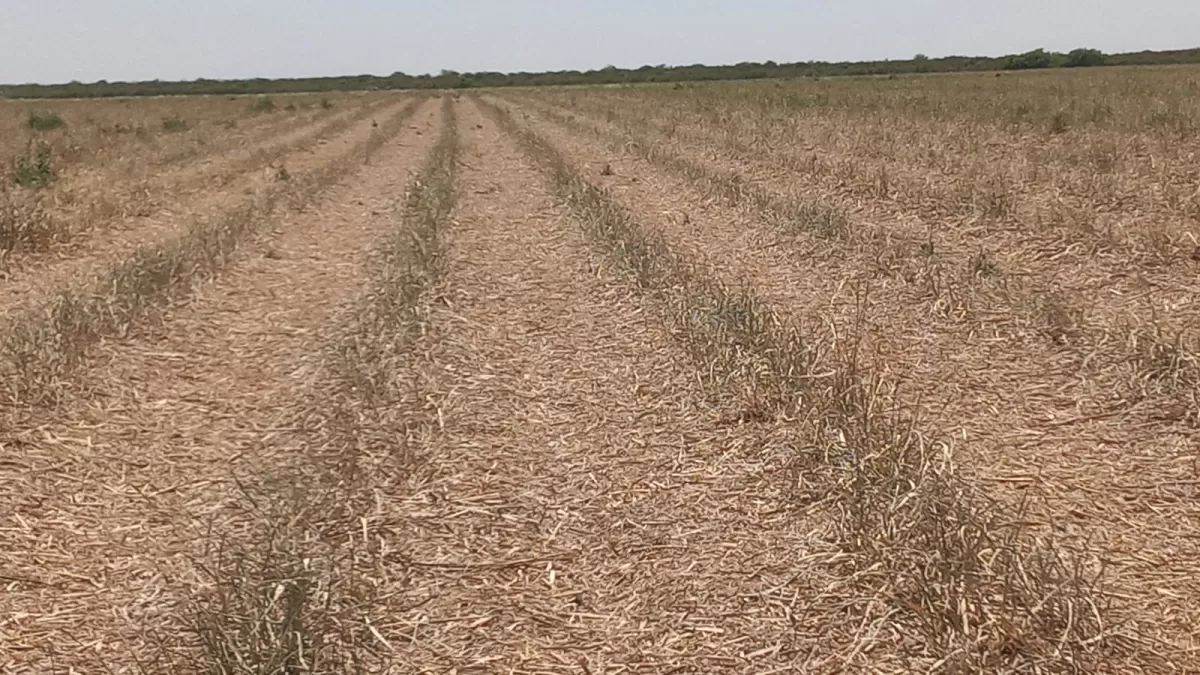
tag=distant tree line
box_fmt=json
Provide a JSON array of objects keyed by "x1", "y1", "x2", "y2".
[{"x1": 3, "y1": 46, "x2": 1199, "y2": 99}]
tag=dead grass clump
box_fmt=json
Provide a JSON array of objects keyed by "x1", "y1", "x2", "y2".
[
  {"x1": 250, "y1": 97, "x2": 278, "y2": 114},
  {"x1": 0, "y1": 189, "x2": 58, "y2": 259},
  {"x1": 976, "y1": 176, "x2": 1018, "y2": 221},
  {"x1": 158, "y1": 98, "x2": 459, "y2": 675},
  {"x1": 1122, "y1": 324, "x2": 1200, "y2": 399},
  {"x1": 325, "y1": 95, "x2": 458, "y2": 420},
  {"x1": 480, "y1": 95, "x2": 1112, "y2": 670},
  {"x1": 966, "y1": 248, "x2": 1002, "y2": 280},
  {"x1": 161, "y1": 116, "x2": 191, "y2": 133},
  {"x1": 179, "y1": 476, "x2": 384, "y2": 675},
  {"x1": 787, "y1": 201, "x2": 851, "y2": 240},
  {"x1": 1145, "y1": 107, "x2": 1194, "y2": 137},
  {"x1": 1032, "y1": 290, "x2": 1087, "y2": 346},
  {"x1": 825, "y1": 403, "x2": 1108, "y2": 670},
  {"x1": 1048, "y1": 110, "x2": 1072, "y2": 135}
]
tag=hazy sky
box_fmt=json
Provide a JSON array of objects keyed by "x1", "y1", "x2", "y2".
[{"x1": 3, "y1": 0, "x2": 1198, "y2": 84}]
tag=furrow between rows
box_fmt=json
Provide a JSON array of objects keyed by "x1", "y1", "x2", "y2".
[
  {"x1": 476, "y1": 95, "x2": 1172, "y2": 672},
  {"x1": 0, "y1": 97, "x2": 443, "y2": 672}
]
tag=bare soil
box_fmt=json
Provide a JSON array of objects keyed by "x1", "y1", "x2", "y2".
[
  {"x1": 0, "y1": 99, "x2": 439, "y2": 672},
  {"x1": 501, "y1": 95, "x2": 1200, "y2": 669},
  {"x1": 364, "y1": 98, "x2": 866, "y2": 673},
  {"x1": 2, "y1": 88, "x2": 1195, "y2": 673},
  {"x1": 0, "y1": 98, "x2": 430, "y2": 320}
]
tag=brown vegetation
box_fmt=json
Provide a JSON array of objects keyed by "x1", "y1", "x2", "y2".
[{"x1": 2, "y1": 68, "x2": 1197, "y2": 673}]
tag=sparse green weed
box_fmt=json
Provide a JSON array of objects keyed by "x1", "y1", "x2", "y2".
[
  {"x1": 27, "y1": 111, "x2": 66, "y2": 131},
  {"x1": 11, "y1": 144, "x2": 56, "y2": 188},
  {"x1": 251, "y1": 96, "x2": 278, "y2": 113}
]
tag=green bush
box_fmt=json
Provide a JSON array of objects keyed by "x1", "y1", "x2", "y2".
[
  {"x1": 250, "y1": 96, "x2": 277, "y2": 113},
  {"x1": 1004, "y1": 49, "x2": 1059, "y2": 70},
  {"x1": 1064, "y1": 48, "x2": 1106, "y2": 68},
  {"x1": 27, "y1": 112, "x2": 66, "y2": 131},
  {"x1": 12, "y1": 145, "x2": 56, "y2": 188}
]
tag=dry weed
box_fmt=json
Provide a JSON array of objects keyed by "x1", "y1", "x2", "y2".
[
  {"x1": 0, "y1": 96, "x2": 393, "y2": 261},
  {"x1": 521, "y1": 90, "x2": 1200, "y2": 431},
  {"x1": 480, "y1": 95, "x2": 1115, "y2": 671},
  {"x1": 0, "y1": 97, "x2": 429, "y2": 407},
  {"x1": 152, "y1": 97, "x2": 460, "y2": 675}
]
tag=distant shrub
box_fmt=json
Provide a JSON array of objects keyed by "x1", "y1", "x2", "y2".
[
  {"x1": 27, "y1": 112, "x2": 66, "y2": 131},
  {"x1": 1064, "y1": 48, "x2": 1106, "y2": 68},
  {"x1": 161, "y1": 116, "x2": 190, "y2": 132},
  {"x1": 250, "y1": 96, "x2": 277, "y2": 113},
  {"x1": 1004, "y1": 49, "x2": 1058, "y2": 71},
  {"x1": 12, "y1": 145, "x2": 56, "y2": 188}
]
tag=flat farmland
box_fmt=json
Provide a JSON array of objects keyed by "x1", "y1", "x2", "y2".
[{"x1": 1, "y1": 67, "x2": 1198, "y2": 674}]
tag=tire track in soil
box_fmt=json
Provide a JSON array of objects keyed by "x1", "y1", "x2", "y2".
[
  {"x1": 0, "y1": 97, "x2": 425, "y2": 322},
  {"x1": 496, "y1": 97, "x2": 1200, "y2": 669},
  {"x1": 376, "y1": 101, "x2": 873, "y2": 673},
  {"x1": 0, "y1": 99, "x2": 441, "y2": 673}
]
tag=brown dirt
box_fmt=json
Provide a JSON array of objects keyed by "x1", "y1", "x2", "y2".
[
  {"x1": 0, "y1": 101, "x2": 361, "y2": 266},
  {"x1": 83, "y1": 100, "x2": 336, "y2": 178},
  {"x1": 2, "y1": 96, "x2": 260, "y2": 170},
  {"x1": 0, "y1": 98, "x2": 440, "y2": 672},
  {"x1": 530, "y1": 85, "x2": 1200, "y2": 255},
  {"x1": 498, "y1": 96, "x2": 1200, "y2": 669},
  {"x1": 517, "y1": 94, "x2": 1200, "y2": 370},
  {"x1": 0, "y1": 97, "x2": 432, "y2": 321},
  {"x1": 3, "y1": 87, "x2": 1195, "y2": 674},
  {"x1": 357, "y1": 98, "x2": 900, "y2": 673}
]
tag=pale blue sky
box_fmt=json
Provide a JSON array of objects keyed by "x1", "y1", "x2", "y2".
[{"x1": 3, "y1": 0, "x2": 1198, "y2": 84}]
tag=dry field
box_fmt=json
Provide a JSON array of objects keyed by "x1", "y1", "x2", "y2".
[{"x1": 1, "y1": 67, "x2": 1198, "y2": 674}]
